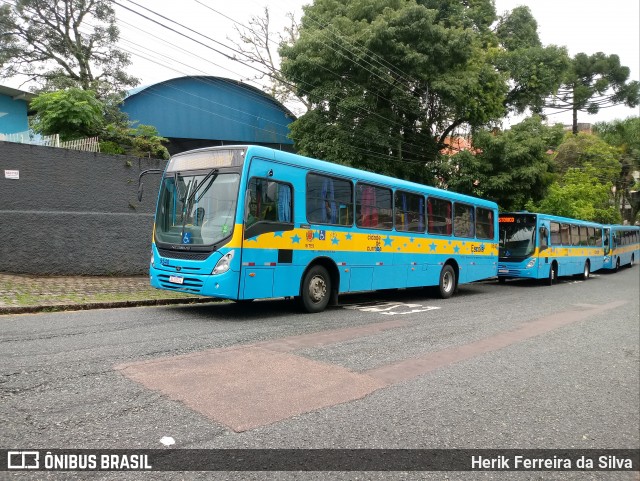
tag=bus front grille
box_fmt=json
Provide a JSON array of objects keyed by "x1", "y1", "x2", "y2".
[
  {"x1": 157, "y1": 274, "x2": 204, "y2": 293},
  {"x1": 158, "y1": 248, "x2": 212, "y2": 261}
]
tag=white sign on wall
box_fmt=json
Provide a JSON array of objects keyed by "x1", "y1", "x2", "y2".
[{"x1": 4, "y1": 170, "x2": 19, "y2": 180}]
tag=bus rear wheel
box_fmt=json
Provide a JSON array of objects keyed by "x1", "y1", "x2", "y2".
[
  {"x1": 438, "y1": 265, "x2": 456, "y2": 299},
  {"x1": 581, "y1": 261, "x2": 590, "y2": 280},
  {"x1": 546, "y1": 265, "x2": 556, "y2": 286},
  {"x1": 300, "y1": 265, "x2": 331, "y2": 313}
]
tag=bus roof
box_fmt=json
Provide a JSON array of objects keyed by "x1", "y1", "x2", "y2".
[{"x1": 501, "y1": 211, "x2": 605, "y2": 227}]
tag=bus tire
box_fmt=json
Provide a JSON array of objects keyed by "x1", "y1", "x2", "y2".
[
  {"x1": 615, "y1": 258, "x2": 620, "y2": 272},
  {"x1": 546, "y1": 265, "x2": 556, "y2": 286},
  {"x1": 438, "y1": 265, "x2": 456, "y2": 299},
  {"x1": 629, "y1": 254, "x2": 635, "y2": 268},
  {"x1": 498, "y1": 277, "x2": 506, "y2": 284},
  {"x1": 300, "y1": 265, "x2": 331, "y2": 313},
  {"x1": 581, "y1": 261, "x2": 590, "y2": 280}
]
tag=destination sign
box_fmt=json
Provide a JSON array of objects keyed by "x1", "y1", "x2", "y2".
[{"x1": 167, "y1": 149, "x2": 245, "y2": 172}]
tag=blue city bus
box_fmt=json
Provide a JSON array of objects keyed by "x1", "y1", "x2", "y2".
[
  {"x1": 602, "y1": 224, "x2": 640, "y2": 271},
  {"x1": 145, "y1": 145, "x2": 499, "y2": 312},
  {"x1": 498, "y1": 212, "x2": 605, "y2": 284}
]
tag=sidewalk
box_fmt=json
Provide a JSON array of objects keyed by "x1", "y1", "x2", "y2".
[{"x1": 0, "y1": 273, "x2": 212, "y2": 315}]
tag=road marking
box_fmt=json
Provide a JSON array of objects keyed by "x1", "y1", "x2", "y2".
[{"x1": 343, "y1": 301, "x2": 440, "y2": 316}]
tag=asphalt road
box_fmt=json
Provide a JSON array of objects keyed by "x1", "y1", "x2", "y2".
[{"x1": 1, "y1": 267, "x2": 639, "y2": 480}]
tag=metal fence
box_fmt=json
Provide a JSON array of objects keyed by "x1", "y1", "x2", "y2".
[{"x1": 0, "y1": 131, "x2": 100, "y2": 152}]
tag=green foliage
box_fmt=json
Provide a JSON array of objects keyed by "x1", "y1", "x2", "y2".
[
  {"x1": 280, "y1": 0, "x2": 569, "y2": 180},
  {"x1": 280, "y1": 0, "x2": 509, "y2": 180},
  {"x1": 527, "y1": 164, "x2": 621, "y2": 224},
  {"x1": 445, "y1": 116, "x2": 564, "y2": 210},
  {"x1": 130, "y1": 125, "x2": 170, "y2": 160},
  {"x1": 494, "y1": 6, "x2": 569, "y2": 115},
  {"x1": 0, "y1": 0, "x2": 138, "y2": 97},
  {"x1": 553, "y1": 132, "x2": 622, "y2": 184},
  {"x1": 30, "y1": 89, "x2": 104, "y2": 141},
  {"x1": 593, "y1": 117, "x2": 640, "y2": 221},
  {"x1": 546, "y1": 53, "x2": 640, "y2": 134}
]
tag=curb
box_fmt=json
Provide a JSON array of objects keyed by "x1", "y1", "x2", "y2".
[{"x1": 0, "y1": 297, "x2": 218, "y2": 315}]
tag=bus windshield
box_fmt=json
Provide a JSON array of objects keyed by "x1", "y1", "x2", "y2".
[
  {"x1": 155, "y1": 171, "x2": 240, "y2": 247},
  {"x1": 499, "y1": 216, "x2": 536, "y2": 258}
]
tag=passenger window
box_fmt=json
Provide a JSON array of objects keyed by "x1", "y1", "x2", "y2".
[
  {"x1": 427, "y1": 197, "x2": 452, "y2": 235},
  {"x1": 356, "y1": 183, "x2": 392, "y2": 230},
  {"x1": 394, "y1": 191, "x2": 425, "y2": 232},
  {"x1": 246, "y1": 178, "x2": 292, "y2": 225},
  {"x1": 453, "y1": 203, "x2": 475, "y2": 238},
  {"x1": 560, "y1": 224, "x2": 571, "y2": 245},
  {"x1": 550, "y1": 222, "x2": 561, "y2": 245},
  {"x1": 571, "y1": 225, "x2": 580, "y2": 246},
  {"x1": 476, "y1": 208, "x2": 494, "y2": 240},
  {"x1": 306, "y1": 174, "x2": 353, "y2": 226}
]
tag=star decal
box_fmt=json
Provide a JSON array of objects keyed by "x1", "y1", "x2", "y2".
[
  {"x1": 273, "y1": 231, "x2": 284, "y2": 238},
  {"x1": 383, "y1": 236, "x2": 393, "y2": 247},
  {"x1": 429, "y1": 242, "x2": 437, "y2": 252},
  {"x1": 290, "y1": 234, "x2": 301, "y2": 244},
  {"x1": 331, "y1": 236, "x2": 340, "y2": 246},
  {"x1": 345, "y1": 233, "x2": 352, "y2": 240},
  {"x1": 453, "y1": 245, "x2": 460, "y2": 253}
]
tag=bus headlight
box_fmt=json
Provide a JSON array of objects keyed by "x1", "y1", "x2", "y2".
[
  {"x1": 151, "y1": 250, "x2": 155, "y2": 268},
  {"x1": 213, "y1": 250, "x2": 235, "y2": 275},
  {"x1": 526, "y1": 258, "x2": 536, "y2": 269}
]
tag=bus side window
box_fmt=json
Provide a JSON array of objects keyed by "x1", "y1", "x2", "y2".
[
  {"x1": 475, "y1": 208, "x2": 494, "y2": 240},
  {"x1": 550, "y1": 222, "x2": 561, "y2": 245}
]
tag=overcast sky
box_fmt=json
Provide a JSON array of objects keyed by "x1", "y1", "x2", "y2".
[{"x1": 6, "y1": 0, "x2": 640, "y2": 125}]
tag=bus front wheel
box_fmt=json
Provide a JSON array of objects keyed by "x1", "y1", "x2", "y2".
[
  {"x1": 547, "y1": 265, "x2": 556, "y2": 286},
  {"x1": 438, "y1": 265, "x2": 456, "y2": 299},
  {"x1": 300, "y1": 265, "x2": 331, "y2": 313}
]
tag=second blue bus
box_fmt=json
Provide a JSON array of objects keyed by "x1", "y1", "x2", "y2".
[{"x1": 498, "y1": 212, "x2": 605, "y2": 284}]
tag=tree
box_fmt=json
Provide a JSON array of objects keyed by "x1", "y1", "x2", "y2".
[
  {"x1": 445, "y1": 116, "x2": 564, "y2": 210},
  {"x1": 494, "y1": 6, "x2": 569, "y2": 115},
  {"x1": 228, "y1": 7, "x2": 309, "y2": 114},
  {"x1": 593, "y1": 117, "x2": 640, "y2": 222},
  {"x1": 279, "y1": 0, "x2": 509, "y2": 181},
  {"x1": 0, "y1": 0, "x2": 138, "y2": 97},
  {"x1": 279, "y1": 0, "x2": 569, "y2": 182},
  {"x1": 30, "y1": 88, "x2": 104, "y2": 140},
  {"x1": 527, "y1": 164, "x2": 621, "y2": 224},
  {"x1": 130, "y1": 124, "x2": 169, "y2": 160},
  {"x1": 546, "y1": 52, "x2": 640, "y2": 134}
]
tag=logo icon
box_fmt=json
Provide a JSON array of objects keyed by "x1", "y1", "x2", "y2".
[{"x1": 8, "y1": 451, "x2": 39, "y2": 469}]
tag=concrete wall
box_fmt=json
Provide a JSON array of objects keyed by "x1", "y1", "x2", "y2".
[{"x1": 0, "y1": 141, "x2": 166, "y2": 275}]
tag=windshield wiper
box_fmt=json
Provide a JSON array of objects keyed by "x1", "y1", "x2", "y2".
[{"x1": 187, "y1": 168, "x2": 219, "y2": 206}]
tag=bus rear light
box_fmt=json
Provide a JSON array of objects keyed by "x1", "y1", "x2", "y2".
[{"x1": 213, "y1": 250, "x2": 235, "y2": 275}]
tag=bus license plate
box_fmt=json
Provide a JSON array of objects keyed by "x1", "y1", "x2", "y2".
[{"x1": 169, "y1": 275, "x2": 184, "y2": 284}]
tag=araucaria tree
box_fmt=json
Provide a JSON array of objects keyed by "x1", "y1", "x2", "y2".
[
  {"x1": 546, "y1": 52, "x2": 640, "y2": 134},
  {"x1": 0, "y1": 0, "x2": 138, "y2": 96}
]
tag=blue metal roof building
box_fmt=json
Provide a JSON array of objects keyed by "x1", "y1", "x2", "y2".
[
  {"x1": 121, "y1": 76, "x2": 295, "y2": 154},
  {"x1": 0, "y1": 85, "x2": 34, "y2": 136}
]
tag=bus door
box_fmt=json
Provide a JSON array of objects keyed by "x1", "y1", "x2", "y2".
[
  {"x1": 537, "y1": 220, "x2": 551, "y2": 277},
  {"x1": 240, "y1": 170, "x2": 295, "y2": 300}
]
